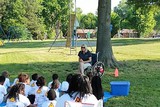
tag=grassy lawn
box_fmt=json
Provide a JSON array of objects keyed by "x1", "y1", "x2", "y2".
[{"x1": 0, "y1": 38, "x2": 160, "y2": 107}]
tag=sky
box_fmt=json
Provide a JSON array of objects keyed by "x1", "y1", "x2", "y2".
[{"x1": 75, "y1": 0, "x2": 121, "y2": 14}]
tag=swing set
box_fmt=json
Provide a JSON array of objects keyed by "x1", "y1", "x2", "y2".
[
  {"x1": 0, "y1": 25, "x2": 6, "y2": 46},
  {"x1": 48, "y1": 0, "x2": 95, "y2": 54}
]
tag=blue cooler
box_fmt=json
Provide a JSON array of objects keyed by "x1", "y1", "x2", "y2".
[{"x1": 110, "y1": 81, "x2": 130, "y2": 96}]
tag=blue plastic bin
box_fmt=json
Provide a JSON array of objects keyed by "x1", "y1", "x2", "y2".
[{"x1": 110, "y1": 81, "x2": 130, "y2": 96}]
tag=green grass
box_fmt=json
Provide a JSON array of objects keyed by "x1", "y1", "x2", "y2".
[{"x1": 0, "y1": 38, "x2": 160, "y2": 107}]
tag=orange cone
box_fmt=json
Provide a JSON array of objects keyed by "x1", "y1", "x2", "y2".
[{"x1": 114, "y1": 68, "x2": 119, "y2": 77}]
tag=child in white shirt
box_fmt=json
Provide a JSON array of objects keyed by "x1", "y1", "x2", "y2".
[
  {"x1": 59, "y1": 81, "x2": 69, "y2": 97},
  {"x1": 48, "y1": 73, "x2": 61, "y2": 89},
  {"x1": 18, "y1": 73, "x2": 31, "y2": 97},
  {"x1": 12, "y1": 73, "x2": 23, "y2": 86},
  {"x1": 1, "y1": 71, "x2": 10, "y2": 91},
  {"x1": 28, "y1": 73, "x2": 39, "y2": 104},
  {"x1": 42, "y1": 89, "x2": 57, "y2": 107},
  {"x1": 0, "y1": 76, "x2": 7, "y2": 104},
  {"x1": 6, "y1": 83, "x2": 31, "y2": 107},
  {"x1": 35, "y1": 76, "x2": 49, "y2": 107},
  {"x1": 51, "y1": 80, "x2": 60, "y2": 100},
  {"x1": 12, "y1": 78, "x2": 19, "y2": 86}
]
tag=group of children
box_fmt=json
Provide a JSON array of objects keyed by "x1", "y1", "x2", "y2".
[{"x1": 0, "y1": 71, "x2": 103, "y2": 107}]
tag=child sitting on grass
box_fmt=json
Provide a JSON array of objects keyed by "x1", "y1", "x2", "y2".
[
  {"x1": 6, "y1": 83, "x2": 31, "y2": 107},
  {"x1": 34, "y1": 76, "x2": 49, "y2": 107},
  {"x1": 48, "y1": 73, "x2": 61, "y2": 89},
  {"x1": 59, "y1": 81, "x2": 69, "y2": 97},
  {"x1": 0, "y1": 76, "x2": 7, "y2": 104},
  {"x1": 12, "y1": 73, "x2": 23, "y2": 86},
  {"x1": 91, "y1": 76, "x2": 104, "y2": 100},
  {"x1": 18, "y1": 73, "x2": 31, "y2": 97},
  {"x1": 28, "y1": 73, "x2": 39, "y2": 104},
  {"x1": 1, "y1": 71, "x2": 10, "y2": 91},
  {"x1": 42, "y1": 89, "x2": 57, "y2": 107},
  {"x1": 51, "y1": 79, "x2": 60, "y2": 100}
]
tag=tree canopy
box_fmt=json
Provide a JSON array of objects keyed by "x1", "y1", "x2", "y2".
[
  {"x1": 111, "y1": 0, "x2": 159, "y2": 37},
  {"x1": 0, "y1": 0, "x2": 70, "y2": 40},
  {"x1": 1, "y1": 0, "x2": 160, "y2": 40}
]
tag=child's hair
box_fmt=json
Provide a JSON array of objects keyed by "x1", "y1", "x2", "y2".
[
  {"x1": 51, "y1": 80, "x2": 59, "y2": 89},
  {"x1": 47, "y1": 89, "x2": 56, "y2": 100},
  {"x1": 36, "y1": 76, "x2": 45, "y2": 88},
  {"x1": 1, "y1": 71, "x2": 9, "y2": 78},
  {"x1": 7, "y1": 83, "x2": 25, "y2": 100},
  {"x1": 68, "y1": 74, "x2": 92, "y2": 99},
  {"x1": 17, "y1": 73, "x2": 22, "y2": 80},
  {"x1": 0, "y1": 76, "x2": 5, "y2": 83},
  {"x1": 31, "y1": 73, "x2": 38, "y2": 81},
  {"x1": 91, "y1": 76, "x2": 104, "y2": 100},
  {"x1": 66, "y1": 74, "x2": 73, "y2": 84},
  {"x1": 52, "y1": 74, "x2": 58, "y2": 81},
  {"x1": 18, "y1": 73, "x2": 29, "y2": 83}
]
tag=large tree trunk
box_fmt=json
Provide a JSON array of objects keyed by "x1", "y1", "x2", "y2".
[{"x1": 96, "y1": 0, "x2": 119, "y2": 68}]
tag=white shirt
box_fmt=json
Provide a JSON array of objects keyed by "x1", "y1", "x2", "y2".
[
  {"x1": 12, "y1": 78, "x2": 19, "y2": 86},
  {"x1": 0, "y1": 84, "x2": 7, "y2": 103},
  {"x1": 48, "y1": 81, "x2": 53, "y2": 89},
  {"x1": 3, "y1": 78, "x2": 10, "y2": 90},
  {"x1": 35, "y1": 86, "x2": 49, "y2": 107},
  {"x1": 29, "y1": 80, "x2": 38, "y2": 95},
  {"x1": 55, "y1": 94, "x2": 71, "y2": 107},
  {"x1": 6, "y1": 102, "x2": 25, "y2": 107},
  {"x1": 19, "y1": 94, "x2": 31, "y2": 106},
  {"x1": 54, "y1": 89, "x2": 60, "y2": 100},
  {"x1": 42, "y1": 100, "x2": 56, "y2": 107},
  {"x1": 23, "y1": 83, "x2": 31, "y2": 97},
  {"x1": 6, "y1": 94, "x2": 30, "y2": 107},
  {"x1": 55, "y1": 93, "x2": 98, "y2": 107}
]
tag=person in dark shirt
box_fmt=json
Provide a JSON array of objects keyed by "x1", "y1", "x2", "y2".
[{"x1": 78, "y1": 44, "x2": 92, "y2": 75}]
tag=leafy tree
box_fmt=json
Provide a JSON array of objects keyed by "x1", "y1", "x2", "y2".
[
  {"x1": 111, "y1": 12, "x2": 120, "y2": 37},
  {"x1": 2, "y1": 0, "x2": 26, "y2": 29},
  {"x1": 80, "y1": 13, "x2": 97, "y2": 29},
  {"x1": 154, "y1": 10, "x2": 160, "y2": 33},
  {"x1": 24, "y1": 0, "x2": 45, "y2": 40},
  {"x1": 0, "y1": 0, "x2": 7, "y2": 23},
  {"x1": 114, "y1": 0, "x2": 156, "y2": 37},
  {"x1": 127, "y1": 0, "x2": 160, "y2": 7},
  {"x1": 136, "y1": 7, "x2": 156, "y2": 37},
  {"x1": 76, "y1": 7, "x2": 83, "y2": 21},
  {"x1": 42, "y1": 0, "x2": 60, "y2": 29},
  {"x1": 1, "y1": 0, "x2": 46, "y2": 40},
  {"x1": 0, "y1": 0, "x2": 30, "y2": 40},
  {"x1": 42, "y1": 0, "x2": 70, "y2": 38},
  {"x1": 0, "y1": 0, "x2": 8, "y2": 39},
  {"x1": 57, "y1": 0, "x2": 70, "y2": 37}
]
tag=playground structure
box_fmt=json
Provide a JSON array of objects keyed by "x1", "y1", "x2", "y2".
[
  {"x1": 48, "y1": 0, "x2": 95, "y2": 54},
  {"x1": 65, "y1": 14, "x2": 79, "y2": 54},
  {"x1": 48, "y1": 0, "x2": 79, "y2": 54}
]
